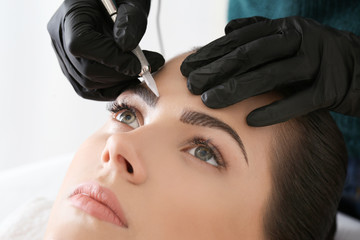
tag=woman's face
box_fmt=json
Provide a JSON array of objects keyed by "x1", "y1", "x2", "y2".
[{"x1": 44, "y1": 53, "x2": 277, "y2": 240}]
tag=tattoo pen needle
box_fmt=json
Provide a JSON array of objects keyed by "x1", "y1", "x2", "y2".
[{"x1": 101, "y1": 0, "x2": 160, "y2": 97}]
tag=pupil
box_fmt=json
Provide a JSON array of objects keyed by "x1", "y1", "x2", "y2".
[
  {"x1": 120, "y1": 111, "x2": 135, "y2": 123},
  {"x1": 195, "y1": 146, "x2": 212, "y2": 161},
  {"x1": 125, "y1": 114, "x2": 132, "y2": 120}
]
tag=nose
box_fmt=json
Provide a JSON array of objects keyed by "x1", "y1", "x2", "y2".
[{"x1": 100, "y1": 133, "x2": 147, "y2": 184}]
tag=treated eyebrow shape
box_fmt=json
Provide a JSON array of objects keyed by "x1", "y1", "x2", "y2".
[
  {"x1": 180, "y1": 110, "x2": 249, "y2": 164},
  {"x1": 125, "y1": 84, "x2": 159, "y2": 107}
]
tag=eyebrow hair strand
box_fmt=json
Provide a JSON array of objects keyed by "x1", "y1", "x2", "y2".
[
  {"x1": 125, "y1": 84, "x2": 159, "y2": 107},
  {"x1": 180, "y1": 110, "x2": 248, "y2": 164}
]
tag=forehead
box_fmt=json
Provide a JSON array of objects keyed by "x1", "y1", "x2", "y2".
[{"x1": 152, "y1": 53, "x2": 278, "y2": 129}]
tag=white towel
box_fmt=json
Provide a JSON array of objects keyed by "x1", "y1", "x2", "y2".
[{"x1": 0, "y1": 197, "x2": 52, "y2": 240}]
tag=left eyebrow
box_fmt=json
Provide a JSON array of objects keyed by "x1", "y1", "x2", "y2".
[{"x1": 180, "y1": 110, "x2": 248, "y2": 165}]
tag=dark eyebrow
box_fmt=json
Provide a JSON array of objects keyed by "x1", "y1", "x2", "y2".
[
  {"x1": 180, "y1": 110, "x2": 248, "y2": 164},
  {"x1": 124, "y1": 84, "x2": 159, "y2": 107}
]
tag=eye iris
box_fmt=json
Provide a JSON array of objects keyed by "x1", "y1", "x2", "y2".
[
  {"x1": 119, "y1": 111, "x2": 135, "y2": 124},
  {"x1": 195, "y1": 146, "x2": 213, "y2": 161}
]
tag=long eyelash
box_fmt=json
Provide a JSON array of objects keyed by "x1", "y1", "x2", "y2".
[
  {"x1": 107, "y1": 101, "x2": 136, "y2": 116},
  {"x1": 190, "y1": 137, "x2": 227, "y2": 169}
]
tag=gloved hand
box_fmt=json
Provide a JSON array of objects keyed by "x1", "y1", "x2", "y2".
[
  {"x1": 47, "y1": 0, "x2": 164, "y2": 101},
  {"x1": 181, "y1": 16, "x2": 360, "y2": 126}
]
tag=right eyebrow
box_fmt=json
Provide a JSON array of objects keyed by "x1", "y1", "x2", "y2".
[
  {"x1": 125, "y1": 84, "x2": 159, "y2": 107},
  {"x1": 180, "y1": 110, "x2": 248, "y2": 165}
]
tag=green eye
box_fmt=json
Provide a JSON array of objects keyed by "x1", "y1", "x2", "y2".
[
  {"x1": 188, "y1": 146, "x2": 218, "y2": 167},
  {"x1": 194, "y1": 146, "x2": 213, "y2": 161},
  {"x1": 115, "y1": 110, "x2": 140, "y2": 128}
]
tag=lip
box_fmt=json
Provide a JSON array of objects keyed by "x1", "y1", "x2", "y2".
[{"x1": 68, "y1": 181, "x2": 128, "y2": 228}]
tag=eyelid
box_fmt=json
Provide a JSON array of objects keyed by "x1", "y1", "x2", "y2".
[
  {"x1": 107, "y1": 101, "x2": 144, "y2": 127},
  {"x1": 183, "y1": 137, "x2": 227, "y2": 170}
]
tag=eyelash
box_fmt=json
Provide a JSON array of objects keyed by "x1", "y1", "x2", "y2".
[
  {"x1": 107, "y1": 101, "x2": 135, "y2": 116},
  {"x1": 187, "y1": 137, "x2": 226, "y2": 170},
  {"x1": 106, "y1": 102, "x2": 226, "y2": 170}
]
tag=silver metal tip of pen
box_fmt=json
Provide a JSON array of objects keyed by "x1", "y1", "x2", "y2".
[{"x1": 142, "y1": 71, "x2": 159, "y2": 97}]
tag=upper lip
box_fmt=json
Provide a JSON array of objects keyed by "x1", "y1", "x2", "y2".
[{"x1": 69, "y1": 181, "x2": 128, "y2": 227}]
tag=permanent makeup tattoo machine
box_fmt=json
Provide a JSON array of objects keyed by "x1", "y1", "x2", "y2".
[{"x1": 101, "y1": 0, "x2": 160, "y2": 97}]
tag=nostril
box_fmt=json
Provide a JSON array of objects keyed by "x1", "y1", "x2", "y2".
[{"x1": 126, "y1": 160, "x2": 134, "y2": 174}]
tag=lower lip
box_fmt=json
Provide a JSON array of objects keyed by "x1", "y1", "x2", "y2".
[{"x1": 69, "y1": 194, "x2": 125, "y2": 227}]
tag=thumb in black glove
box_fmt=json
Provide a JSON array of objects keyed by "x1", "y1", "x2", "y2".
[
  {"x1": 181, "y1": 16, "x2": 360, "y2": 126},
  {"x1": 47, "y1": 0, "x2": 164, "y2": 101}
]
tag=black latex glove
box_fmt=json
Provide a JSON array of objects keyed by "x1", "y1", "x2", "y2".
[
  {"x1": 181, "y1": 16, "x2": 360, "y2": 126},
  {"x1": 47, "y1": 0, "x2": 164, "y2": 101}
]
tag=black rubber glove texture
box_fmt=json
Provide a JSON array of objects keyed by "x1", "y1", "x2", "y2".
[
  {"x1": 181, "y1": 16, "x2": 360, "y2": 126},
  {"x1": 47, "y1": 0, "x2": 164, "y2": 101}
]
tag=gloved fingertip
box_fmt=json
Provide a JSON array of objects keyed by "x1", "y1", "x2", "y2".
[
  {"x1": 201, "y1": 91, "x2": 224, "y2": 109},
  {"x1": 187, "y1": 78, "x2": 197, "y2": 94},
  {"x1": 246, "y1": 111, "x2": 267, "y2": 127},
  {"x1": 151, "y1": 57, "x2": 165, "y2": 72},
  {"x1": 180, "y1": 51, "x2": 202, "y2": 75},
  {"x1": 246, "y1": 109, "x2": 284, "y2": 127},
  {"x1": 187, "y1": 76, "x2": 204, "y2": 95},
  {"x1": 143, "y1": 50, "x2": 165, "y2": 72},
  {"x1": 180, "y1": 61, "x2": 190, "y2": 77},
  {"x1": 151, "y1": 58, "x2": 165, "y2": 73}
]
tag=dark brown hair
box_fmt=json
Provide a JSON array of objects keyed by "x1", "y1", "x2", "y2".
[{"x1": 264, "y1": 110, "x2": 347, "y2": 240}]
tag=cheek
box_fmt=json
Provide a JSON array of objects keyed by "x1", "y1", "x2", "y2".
[
  {"x1": 59, "y1": 133, "x2": 107, "y2": 191},
  {"x1": 138, "y1": 150, "x2": 237, "y2": 238},
  {"x1": 142, "y1": 179, "x2": 241, "y2": 239}
]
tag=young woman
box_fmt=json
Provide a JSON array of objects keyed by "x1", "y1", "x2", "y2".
[{"x1": 44, "y1": 52, "x2": 347, "y2": 240}]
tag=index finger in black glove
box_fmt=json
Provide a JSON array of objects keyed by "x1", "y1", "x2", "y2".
[{"x1": 246, "y1": 88, "x2": 320, "y2": 126}]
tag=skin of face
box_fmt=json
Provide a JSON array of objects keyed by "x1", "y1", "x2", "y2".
[{"x1": 44, "y1": 52, "x2": 278, "y2": 240}]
